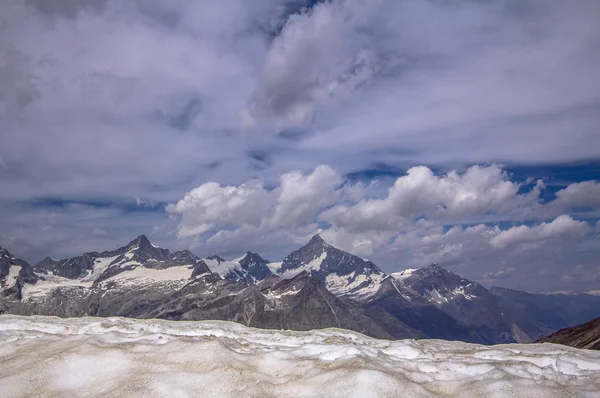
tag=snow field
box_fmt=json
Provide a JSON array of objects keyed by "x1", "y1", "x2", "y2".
[{"x1": 0, "y1": 315, "x2": 599, "y2": 397}]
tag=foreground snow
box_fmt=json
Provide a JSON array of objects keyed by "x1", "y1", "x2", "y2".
[{"x1": 1, "y1": 316, "x2": 599, "y2": 397}]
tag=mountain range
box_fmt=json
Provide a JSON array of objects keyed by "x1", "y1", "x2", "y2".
[{"x1": 2, "y1": 234, "x2": 600, "y2": 344}]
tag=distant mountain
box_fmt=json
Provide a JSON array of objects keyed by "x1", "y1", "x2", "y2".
[
  {"x1": 490, "y1": 287, "x2": 600, "y2": 339},
  {"x1": 536, "y1": 317, "x2": 600, "y2": 350},
  {"x1": 2, "y1": 234, "x2": 600, "y2": 344},
  {"x1": 392, "y1": 264, "x2": 530, "y2": 343}
]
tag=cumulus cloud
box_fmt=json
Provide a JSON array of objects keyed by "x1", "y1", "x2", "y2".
[
  {"x1": 553, "y1": 181, "x2": 600, "y2": 209},
  {"x1": 489, "y1": 215, "x2": 591, "y2": 249},
  {"x1": 167, "y1": 165, "x2": 342, "y2": 239},
  {"x1": 320, "y1": 165, "x2": 542, "y2": 232}
]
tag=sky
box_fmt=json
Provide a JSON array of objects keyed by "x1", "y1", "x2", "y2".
[{"x1": 1, "y1": 0, "x2": 599, "y2": 293}]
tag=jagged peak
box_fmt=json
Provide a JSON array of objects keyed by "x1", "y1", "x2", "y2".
[
  {"x1": 242, "y1": 251, "x2": 264, "y2": 260},
  {"x1": 309, "y1": 233, "x2": 326, "y2": 244},
  {"x1": 129, "y1": 234, "x2": 150, "y2": 245}
]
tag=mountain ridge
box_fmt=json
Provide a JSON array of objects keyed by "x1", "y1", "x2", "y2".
[{"x1": 2, "y1": 234, "x2": 600, "y2": 344}]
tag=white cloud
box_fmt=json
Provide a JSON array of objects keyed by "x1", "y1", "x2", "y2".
[
  {"x1": 167, "y1": 165, "x2": 342, "y2": 239},
  {"x1": 320, "y1": 165, "x2": 541, "y2": 233},
  {"x1": 553, "y1": 181, "x2": 600, "y2": 209},
  {"x1": 489, "y1": 215, "x2": 591, "y2": 249}
]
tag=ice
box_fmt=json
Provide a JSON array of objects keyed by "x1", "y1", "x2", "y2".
[{"x1": 1, "y1": 315, "x2": 599, "y2": 397}]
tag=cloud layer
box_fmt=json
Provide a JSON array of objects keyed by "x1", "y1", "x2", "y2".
[{"x1": 1, "y1": 0, "x2": 599, "y2": 292}]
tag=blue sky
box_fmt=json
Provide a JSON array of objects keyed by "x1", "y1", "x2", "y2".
[{"x1": 1, "y1": 0, "x2": 599, "y2": 293}]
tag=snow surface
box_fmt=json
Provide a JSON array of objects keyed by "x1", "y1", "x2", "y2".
[
  {"x1": 266, "y1": 261, "x2": 283, "y2": 274},
  {"x1": 326, "y1": 271, "x2": 385, "y2": 299},
  {"x1": 1, "y1": 315, "x2": 599, "y2": 398},
  {"x1": 2, "y1": 265, "x2": 21, "y2": 288},
  {"x1": 391, "y1": 268, "x2": 418, "y2": 280},
  {"x1": 21, "y1": 274, "x2": 92, "y2": 299},
  {"x1": 82, "y1": 255, "x2": 118, "y2": 282},
  {"x1": 106, "y1": 265, "x2": 194, "y2": 285},
  {"x1": 203, "y1": 257, "x2": 243, "y2": 278}
]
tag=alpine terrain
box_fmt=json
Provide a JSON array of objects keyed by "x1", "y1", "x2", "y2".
[{"x1": 2, "y1": 234, "x2": 600, "y2": 344}]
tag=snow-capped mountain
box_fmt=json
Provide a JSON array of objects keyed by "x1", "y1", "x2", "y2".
[
  {"x1": 2, "y1": 234, "x2": 600, "y2": 345},
  {"x1": 388, "y1": 264, "x2": 531, "y2": 343},
  {"x1": 275, "y1": 234, "x2": 386, "y2": 299},
  {"x1": 34, "y1": 235, "x2": 211, "y2": 284}
]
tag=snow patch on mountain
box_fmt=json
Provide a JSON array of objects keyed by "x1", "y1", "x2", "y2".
[
  {"x1": 203, "y1": 257, "x2": 241, "y2": 276},
  {"x1": 392, "y1": 269, "x2": 418, "y2": 280},
  {"x1": 279, "y1": 251, "x2": 328, "y2": 279},
  {"x1": 21, "y1": 275, "x2": 91, "y2": 299},
  {"x1": 3, "y1": 266, "x2": 21, "y2": 288},
  {"x1": 1, "y1": 315, "x2": 599, "y2": 397},
  {"x1": 102, "y1": 265, "x2": 195, "y2": 286},
  {"x1": 326, "y1": 271, "x2": 385, "y2": 299}
]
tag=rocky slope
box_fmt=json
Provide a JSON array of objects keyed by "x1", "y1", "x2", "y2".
[{"x1": 537, "y1": 317, "x2": 600, "y2": 350}]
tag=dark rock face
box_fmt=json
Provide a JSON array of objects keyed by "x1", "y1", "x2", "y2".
[
  {"x1": 237, "y1": 252, "x2": 273, "y2": 282},
  {"x1": 537, "y1": 317, "x2": 600, "y2": 350}
]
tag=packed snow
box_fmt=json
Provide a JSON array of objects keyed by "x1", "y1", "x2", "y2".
[{"x1": 1, "y1": 315, "x2": 599, "y2": 397}]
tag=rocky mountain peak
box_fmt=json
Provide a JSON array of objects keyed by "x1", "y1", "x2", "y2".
[
  {"x1": 126, "y1": 234, "x2": 153, "y2": 251},
  {"x1": 279, "y1": 234, "x2": 382, "y2": 289}
]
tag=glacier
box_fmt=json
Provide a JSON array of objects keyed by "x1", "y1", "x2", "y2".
[{"x1": 1, "y1": 315, "x2": 599, "y2": 397}]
